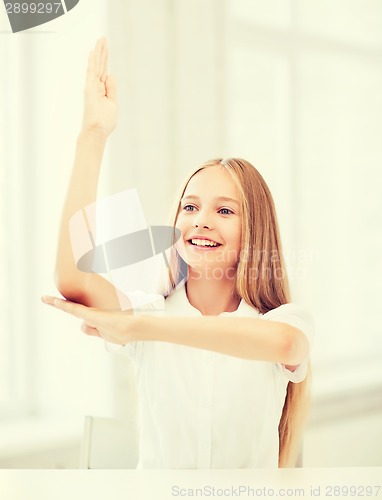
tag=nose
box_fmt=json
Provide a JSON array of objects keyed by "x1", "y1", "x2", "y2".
[{"x1": 193, "y1": 210, "x2": 211, "y2": 229}]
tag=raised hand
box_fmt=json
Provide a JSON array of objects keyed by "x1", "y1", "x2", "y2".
[{"x1": 82, "y1": 37, "x2": 118, "y2": 137}]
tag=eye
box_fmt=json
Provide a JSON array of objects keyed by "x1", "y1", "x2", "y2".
[
  {"x1": 218, "y1": 207, "x2": 234, "y2": 215},
  {"x1": 182, "y1": 204, "x2": 197, "y2": 212}
]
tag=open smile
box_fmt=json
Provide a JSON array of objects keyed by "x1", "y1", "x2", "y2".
[{"x1": 187, "y1": 238, "x2": 222, "y2": 250}]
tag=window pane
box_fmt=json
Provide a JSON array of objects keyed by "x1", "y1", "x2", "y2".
[
  {"x1": 297, "y1": 0, "x2": 382, "y2": 49},
  {"x1": 226, "y1": 2, "x2": 382, "y2": 386},
  {"x1": 226, "y1": 43, "x2": 296, "y2": 260},
  {"x1": 297, "y1": 50, "x2": 382, "y2": 363},
  {"x1": 228, "y1": 0, "x2": 292, "y2": 29},
  {"x1": 0, "y1": 186, "x2": 11, "y2": 409},
  {"x1": 0, "y1": 37, "x2": 38, "y2": 419}
]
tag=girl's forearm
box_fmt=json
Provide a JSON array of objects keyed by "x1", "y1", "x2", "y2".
[
  {"x1": 134, "y1": 315, "x2": 309, "y2": 365},
  {"x1": 54, "y1": 130, "x2": 108, "y2": 293}
]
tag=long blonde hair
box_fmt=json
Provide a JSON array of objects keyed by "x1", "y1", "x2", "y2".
[{"x1": 165, "y1": 157, "x2": 312, "y2": 467}]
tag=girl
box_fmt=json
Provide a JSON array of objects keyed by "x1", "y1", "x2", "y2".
[{"x1": 42, "y1": 38, "x2": 313, "y2": 469}]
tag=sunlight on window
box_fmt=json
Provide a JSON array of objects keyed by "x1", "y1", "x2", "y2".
[{"x1": 226, "y1": 0, "x2": 382, "y2": 389}]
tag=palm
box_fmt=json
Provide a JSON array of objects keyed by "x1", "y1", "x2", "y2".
[{"x1": 82, "y1": 38, "x2": 118, "y2": 136}]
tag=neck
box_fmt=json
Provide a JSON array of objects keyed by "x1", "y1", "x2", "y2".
[{"x1": 185, "y1": 272, "x2": 240, "y2": 315}]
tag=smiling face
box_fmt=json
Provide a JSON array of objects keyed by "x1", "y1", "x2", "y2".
[{"x1": 175, "y1": 165, "x2": 242, "y2": 279}]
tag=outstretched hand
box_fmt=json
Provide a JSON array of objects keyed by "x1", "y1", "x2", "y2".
[
  {"x1": 41, "y1": 295, "x2": 135, "y2": 345},
  {"x1": 82, "y1": 37, "x2": 118, "y2": 137}
]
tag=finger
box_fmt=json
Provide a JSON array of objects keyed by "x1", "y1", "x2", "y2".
[
  {"x1": 105, "y1": 74, "x2": 117, "y2": 102},
  {"x1": 98, "y1": 38, "x2": 106, "y2": 81},
  {"x1": 100, "y1": 39, "x2": 108, "y2": 83},
  {"x1": 95, "y1": 37, "x2": 103, "y2": 78},
  {"x1": 41, "y1": 295, "x2": 62, "y2": 307},
  {"x1": 41, "y1": 295, "x2": 92, "y2": 321},
  {"x1": 86, "y1": 49, "x2": 96, "y2": 79},
  {"x1": 81, "y1": 322, "x2": 101, "y2": 337}
]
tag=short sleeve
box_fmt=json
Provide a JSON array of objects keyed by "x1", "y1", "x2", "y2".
[
  {"x1": 104, "y1": 291, "x2": 165, "y2": 364},
  {"x1": 261, "y1": 303, "x2": 314, "y2": 383}
]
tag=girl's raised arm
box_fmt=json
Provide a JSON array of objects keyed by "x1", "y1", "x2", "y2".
[{"x1": 54, "y1": 38, "x2": 124, "y2": 309}]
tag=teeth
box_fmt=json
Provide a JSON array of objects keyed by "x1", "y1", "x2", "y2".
[{"x1": 191, "y1": 239, "x2": 219, "y2": 247}]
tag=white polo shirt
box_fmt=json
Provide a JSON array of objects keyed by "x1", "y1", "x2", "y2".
[{"x1": 112, "y1": 284, "x2": 314, "y2": 469}]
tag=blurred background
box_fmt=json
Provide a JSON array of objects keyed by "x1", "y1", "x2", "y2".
[{"x1": 0, "y1": 0, "x2": 381, "y2": 468}]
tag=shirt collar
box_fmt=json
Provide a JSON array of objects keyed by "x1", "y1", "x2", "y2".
[{"x1": 166, "y1": 283, "x2": 255, "y2": 317}]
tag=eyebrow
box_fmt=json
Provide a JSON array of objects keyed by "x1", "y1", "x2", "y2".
[{"x1": 181, "y1": 195, "x2": 240, "y2": 206}]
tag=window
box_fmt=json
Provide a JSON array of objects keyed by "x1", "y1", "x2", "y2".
[
  {"x1": 0, "y1": 38, "x2": 32, "y2": 419},
  {"x1": 225, "y1": 0, "x2": 382, "y2": 394},
  {"x1": 0, "y1": 3, "x2": 115, "y2": 435}
]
